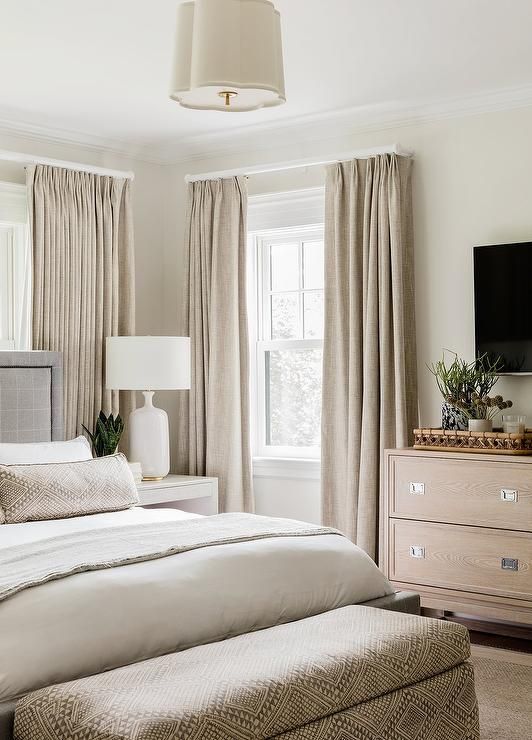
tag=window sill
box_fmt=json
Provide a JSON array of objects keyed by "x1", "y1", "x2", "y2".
[{"x1": 253, "y1": 457, "x2": 321, "y2": 481}]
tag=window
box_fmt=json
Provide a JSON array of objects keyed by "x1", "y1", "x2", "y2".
[
  {"x1": 250, "y1": 209, "x2": 325, "y2": 459},
  {"x1": 0, "y1": 183, "x2": 31, "y2": 350}
]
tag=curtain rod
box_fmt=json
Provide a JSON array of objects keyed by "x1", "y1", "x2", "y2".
[
  {"x1": 185, "y1": 143, "x2": 413, "y2": 183},
  {"x1": 0, "y1": 149, "x2": 135, "y2": 180}
]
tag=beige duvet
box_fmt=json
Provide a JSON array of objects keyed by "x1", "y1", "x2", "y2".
[{"x1": 0, "y1": 507, "x2": 394, "y2": 704}]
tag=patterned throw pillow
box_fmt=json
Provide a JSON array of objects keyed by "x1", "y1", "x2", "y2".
[{"x1": 0, "y1": 453, "x2": 139, "y2": 524}]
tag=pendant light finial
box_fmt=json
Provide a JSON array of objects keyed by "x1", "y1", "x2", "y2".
[{"x1": 218, "y1": 90, "x2": 238, "y2": 107}]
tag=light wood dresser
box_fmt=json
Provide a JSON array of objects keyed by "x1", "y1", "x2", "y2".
[{"x1": 381, "y1": 448, "x2": 532, "y2": 626}]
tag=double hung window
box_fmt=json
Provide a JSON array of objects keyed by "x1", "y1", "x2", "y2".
[{"x1": 250, "y1": 220, "x2": 324, "y2": 459}]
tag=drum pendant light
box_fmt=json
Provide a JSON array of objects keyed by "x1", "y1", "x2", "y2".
[{"x1": 170, "y1": 0, "x2": 286, "y2": 112}]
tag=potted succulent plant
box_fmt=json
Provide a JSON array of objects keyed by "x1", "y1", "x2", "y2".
[
  {"x1": 82, "y1": 411, "x2": 124, "y2": 457},
  {"x1": 428, "y1": 352, "x2": 512, "y2": 432}
]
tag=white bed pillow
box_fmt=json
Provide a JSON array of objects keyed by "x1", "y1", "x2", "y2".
[{"x1": 0, "y1": 436, "x2": 92, "y2": 465}]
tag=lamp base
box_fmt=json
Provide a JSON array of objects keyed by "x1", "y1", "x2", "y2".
[{"x1": 129, "y1": 391, "x2": 170, "y2": 480}]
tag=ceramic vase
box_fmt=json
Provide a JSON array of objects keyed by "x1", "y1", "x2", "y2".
[
  {"x1": 468, "y1": 418, "x2": 493, "y2": 433},
  {"x1": 441, "y1": 402, "x2": 468, "y2": 431}
]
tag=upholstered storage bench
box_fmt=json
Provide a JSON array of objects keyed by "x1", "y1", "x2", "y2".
[{"x1": 14, "y1": 606, "x2": 479, "y2": 740}]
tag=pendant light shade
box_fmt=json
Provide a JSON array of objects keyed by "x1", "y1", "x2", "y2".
[{"x1": 170, "y1": 0, "x2": 286, "y2": 112}]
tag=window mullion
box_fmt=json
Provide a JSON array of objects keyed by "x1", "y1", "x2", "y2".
[{"x1": 259, "y1": 339, "x2": 322, "y2": 352}]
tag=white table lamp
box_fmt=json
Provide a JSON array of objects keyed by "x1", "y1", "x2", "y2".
[{"x1": 106, "y1": 336, "x2": 191, "y2": 480}]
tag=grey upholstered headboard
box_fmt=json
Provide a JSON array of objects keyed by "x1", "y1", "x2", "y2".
[{"x1": 0, "y1": 351, "x2": 63, "y2": 442}]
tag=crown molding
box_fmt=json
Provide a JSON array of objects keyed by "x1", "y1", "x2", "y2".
[
  {"x1": 1, "y1": 83, "x2": 532, "y2": 168},
  {"x1": 161, "y1": 82, "x2": 532, "y2": 166},
  {"x1": 0, "y1": 111, "x2": 167, "y2": 166}
]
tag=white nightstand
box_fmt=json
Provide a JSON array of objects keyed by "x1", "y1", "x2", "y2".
[{"x1": 137, "y1": 475, "x2": 218, "y2": 515}]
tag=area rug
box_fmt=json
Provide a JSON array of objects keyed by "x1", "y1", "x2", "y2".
[{"x1": 472, "y1": 648, "x2": 532, "y2": 740}]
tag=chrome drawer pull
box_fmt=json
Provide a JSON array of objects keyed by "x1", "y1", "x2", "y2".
[
  {"x1": 500, "y1": 489, "x2": 518, "y2": 503},
  {"x1": 409, "y1": 482, "x2": 425, "y2": 495},
  {"x1": 409, "y1": 545, "x2": 425, "y2": 559},
  {"x1": 501, "y1": 558, "x2": 519, "y2": 571}
]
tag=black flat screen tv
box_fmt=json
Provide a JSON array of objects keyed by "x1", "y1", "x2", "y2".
[{"x1": 474, "y1": 242, "x2": 532, "y2": 373}]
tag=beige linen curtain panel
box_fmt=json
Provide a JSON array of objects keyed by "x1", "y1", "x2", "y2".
[
  {"x1": 321, "y1": 154, "x2": 418, "y2": 559},
  {"x1": 27, "y1": 165, "x2": 135, "y2": 440},
  {"x1": 179, "y1": 176, "x2": 253, "y2": 513}
]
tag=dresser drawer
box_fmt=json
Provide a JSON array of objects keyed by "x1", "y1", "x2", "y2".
[
  {"x1": 390, "y1": 519, "x2": 532, "y2": 601},
  {"x1": 390, "y1": 455, "x2": 532, "y2": 531}
]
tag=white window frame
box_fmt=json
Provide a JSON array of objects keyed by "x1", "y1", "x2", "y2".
[
  {"x1": 0, "y1": 182, "x2": 31, "y2": 350},
  {"x1": 255, "y1": 225, "x2": 323, "y2": 459},
  {"x1": 249, "y1": 191, "x2": 325, "y2": 461},
  {"x1": 248, "y1": 187, "x2": 325, "y2": 464}
]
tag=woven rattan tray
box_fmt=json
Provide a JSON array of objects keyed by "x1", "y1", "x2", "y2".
[{"x1": 413, "y1": 427, "x2": 532, "y2": 455}]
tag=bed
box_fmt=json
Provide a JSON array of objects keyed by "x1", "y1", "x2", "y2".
[{"x1": 0, "y1": 350, "x2": 420, "y2": 740}]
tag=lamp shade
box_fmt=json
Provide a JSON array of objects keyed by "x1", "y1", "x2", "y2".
[
  {"x1": 106, "y1": 337, "x2": 191, "y2": 391},
  {"x1": 170, "y1": 0, "x2": 285, "y2": 112}
]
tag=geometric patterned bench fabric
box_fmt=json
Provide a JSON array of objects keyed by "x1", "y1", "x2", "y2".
[
  {"x1": 278, "y1": 663, "x2": 478, "y2": 740},
  {"x1": 14, "y1": 606, "x2": 480, "y2": 740}
]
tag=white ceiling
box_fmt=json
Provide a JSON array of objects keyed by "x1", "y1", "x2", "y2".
[{"x1": 1, "y1": 0, "x2": 532, "y2": 161}]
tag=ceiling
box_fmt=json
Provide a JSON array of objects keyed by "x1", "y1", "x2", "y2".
[{"x1": 1, "y1": 0, "x2": 532, "y2": 161}]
